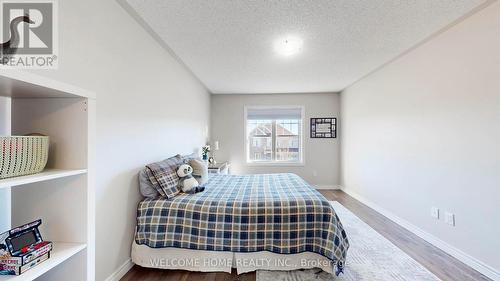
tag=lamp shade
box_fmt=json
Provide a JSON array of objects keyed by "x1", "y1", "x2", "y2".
[{"x1": 213, "y1": 141, "x2": 219, "y2": 151}]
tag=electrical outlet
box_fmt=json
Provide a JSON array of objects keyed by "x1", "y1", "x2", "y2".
[
  {"x1": 431, "y1": 207, "x2": 439, "y2": 219},
  {"x1": 445, "y1": 212, "x2": 455, "y2": 226},
  {"x1": 312, "y1": 170, "x2": 318, "y2": 177}
]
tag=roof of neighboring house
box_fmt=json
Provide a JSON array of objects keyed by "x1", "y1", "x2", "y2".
[{"x1": 249, "y1": 123, "x2": 295, "y2": 137}]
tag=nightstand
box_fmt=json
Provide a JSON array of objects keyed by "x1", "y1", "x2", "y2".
[{"x1": 207, "y1": 162, "x2": 230, "y2": 174}]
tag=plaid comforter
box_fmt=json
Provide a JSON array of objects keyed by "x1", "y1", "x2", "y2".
[{"x1": 135, "y1": 173, "x2": 349, "y2": 274}]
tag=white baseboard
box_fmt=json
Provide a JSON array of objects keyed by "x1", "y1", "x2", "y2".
[
  {"x1": 105, "y1": 258, "x2": 134, "y2": 281},
  {"x1": 340, "y1": 186, "x2": 500, "y2": 281},
  {"x1": 314, "y1": 185, "x2": 341, "y2": 190}
]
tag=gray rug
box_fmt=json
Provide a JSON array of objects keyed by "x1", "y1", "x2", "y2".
[{"x1": 257, "y1": 201, "x2": 440, "y2": 281}]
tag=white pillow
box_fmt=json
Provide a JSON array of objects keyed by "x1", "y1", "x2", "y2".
[{"x1": 189, "y1": 159, "x2": 208, "y2": 185}]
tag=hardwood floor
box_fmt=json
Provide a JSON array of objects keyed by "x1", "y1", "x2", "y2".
[
  {"x1": 121, "y1": 190, "x2": 490, "y2": 281},
  {"x1": 120, "y1": 267, "x2": 254, "y2": 281}
]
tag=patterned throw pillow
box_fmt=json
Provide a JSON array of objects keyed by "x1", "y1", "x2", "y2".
[{"x1": 145, "y1": 154, "x2": 183, "y2": 198}]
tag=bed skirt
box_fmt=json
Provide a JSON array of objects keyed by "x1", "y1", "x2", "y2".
[{"x1": 131, "y1": 241, "x2": 334, "y2": 274}]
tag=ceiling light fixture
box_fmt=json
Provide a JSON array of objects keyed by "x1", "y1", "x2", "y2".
[{"x1": 274, "y1": 36, "x2": 303, "y2": 57}]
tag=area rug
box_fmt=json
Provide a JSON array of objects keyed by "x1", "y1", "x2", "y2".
[{"x1": 256, "y1": 201, "x2": 440, "y2": 281}]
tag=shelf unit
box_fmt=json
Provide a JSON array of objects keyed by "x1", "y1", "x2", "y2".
[
  {"x1": 0, "y1": 243, "x2": 87, "y2": 281},
  {"x1": 0, "y1": 70, "x2": 95, "y2": 281},
  {"x1": 0, "y1": 169, "x2": 87, "y2": 189}
]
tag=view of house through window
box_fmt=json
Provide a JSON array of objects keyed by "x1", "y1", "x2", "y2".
[{"x1": 246, "y1": 107, "x2": 303, "y2": 163}]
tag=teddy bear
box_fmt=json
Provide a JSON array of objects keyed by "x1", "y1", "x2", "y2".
[{"x1": 177, "y1": 164, "x2": 205, "y2": 194}]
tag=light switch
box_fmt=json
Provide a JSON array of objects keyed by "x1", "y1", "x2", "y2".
[
  {"x1": 431, "y1": 207, "x2": 439, "y2": 219},
  {"x1": 445, "y1": 212, "x2": 455, "y2": 226}
]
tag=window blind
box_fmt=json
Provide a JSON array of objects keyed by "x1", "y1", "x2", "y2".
[{"x1": 246, "y1": 107, "x2": 302, "y2": 120}]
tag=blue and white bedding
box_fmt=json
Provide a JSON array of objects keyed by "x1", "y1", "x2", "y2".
[{"x1": 135, "y1": 173, "x2": 349, "y2": 274}]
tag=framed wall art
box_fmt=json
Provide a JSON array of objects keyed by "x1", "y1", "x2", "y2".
[{"x1": 310, "y1": 118, "x2": 336, "y2": 138}]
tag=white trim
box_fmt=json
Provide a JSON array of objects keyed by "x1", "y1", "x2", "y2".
[
  {"x1": 245, "y1": 161, "x2": 307, "y2": 167},
  {"x1": 314, "y1": 185, "x2": 341, "y2": 190},
  {"x1": 105, "y1": 258, "x2": 134, "y2": 281},
  {"x1": 340, "y1": 186, "x2": 500, "y2": 281},
  {"x1": 243, "y1": 105, "x2": 305, "y2": 165}
]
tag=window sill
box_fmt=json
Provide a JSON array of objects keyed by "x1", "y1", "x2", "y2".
[{"x1": 245, "y1": 162, "x2": 305, "y2": 167}]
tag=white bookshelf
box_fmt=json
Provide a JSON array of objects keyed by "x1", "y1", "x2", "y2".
[
  {"x1": 0, "y1": 243, "x2": 87, "y2": 281},
  {"x1": 0, "y1": 169, "x2": 87, "y2": 189},
  {"x1": 0, "y1": 70, "x2": 95, "y2": 281}
]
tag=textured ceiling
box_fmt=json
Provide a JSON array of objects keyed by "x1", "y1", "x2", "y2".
[{"x1": 126, "y1": 0, "x2": 487, "y2": 94}]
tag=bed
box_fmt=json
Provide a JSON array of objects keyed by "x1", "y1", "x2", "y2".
[{"x1": 133, "y1": 173, "x2": 349, "y2": 275}]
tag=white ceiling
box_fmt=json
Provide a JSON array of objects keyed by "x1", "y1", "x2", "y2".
[{"x1": 126, "y1": 0, "x2": 487, "y2": 94}]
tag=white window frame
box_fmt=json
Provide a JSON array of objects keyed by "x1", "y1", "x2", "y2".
[{"x1": 244, "y1": 105, "x2": 305, "y2": 166}]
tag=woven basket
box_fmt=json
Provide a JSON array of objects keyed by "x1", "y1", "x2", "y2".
[{"x1": 0, "y1": 136, "x2": 49, "y2": 179}]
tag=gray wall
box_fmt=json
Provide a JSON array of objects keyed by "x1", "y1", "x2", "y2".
[
  {"x1": 28, "y1": 0, "x2": 210, "y2": 280},
  {"x1": 341, "y1": 1, "x2": 500, "y2": 274},
  {"x1": 211, "y1": 93, "x2": 340, "y2": 187}
]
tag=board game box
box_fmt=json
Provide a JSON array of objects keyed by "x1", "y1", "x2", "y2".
[
  {"x1": 0, "y1": 220, "x2": 52, "y2": 275},
  {"x1": 0, "y1": 252, "x2": 50, "y2": 275}
]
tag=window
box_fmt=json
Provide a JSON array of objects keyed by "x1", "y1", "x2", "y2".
[{"x1": 245, "y1": 106, "x2": 303, "y2": 164}]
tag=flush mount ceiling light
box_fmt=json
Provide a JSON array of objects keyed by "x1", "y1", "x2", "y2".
[{"x1": 273, "y1": 36, "x2": 303, "y2": 57}]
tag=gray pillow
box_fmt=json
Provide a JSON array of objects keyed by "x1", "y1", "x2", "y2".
[
  {"x1": 139, "y1": 169, "x2": 160, "y2": 198},
  {"x1": 189, "y1": 159, "x2": 208, "y2": 185},
  {"x1": 182, "y1": 152, "x2": 200, "y2": 163}
]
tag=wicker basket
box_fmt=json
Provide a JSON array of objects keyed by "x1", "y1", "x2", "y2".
[{"x1": 0, "y1": 136, "x2": 49, "y2": 179}]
